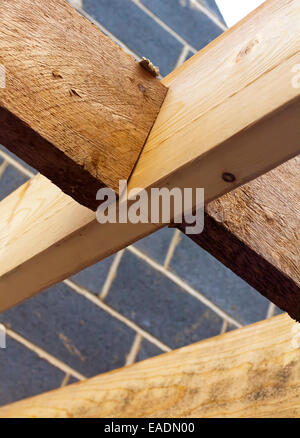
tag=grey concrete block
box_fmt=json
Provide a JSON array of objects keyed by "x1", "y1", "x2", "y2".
[
  {"x1": 0, "y1": 145, "x2": 38, "y2": 175},
  {"x1": 169, "y1": 234, "x2": 270, "y2": 325},
  {"x1": 141, "y1": 0, "x2": 223, "y2": 50},
  {"x1": 200, "y1": 0, "x2": 226, "y2": 24},
  {"x1": 70, "y1": 256, "x2": 114, "y2": 294},
  {"x1": 133, "y1": 227, "x2": 175, "y2": 265},
  {"x1": 0, "y1": 283, "x2": 136, "y2": 377},
  {"x1": 136, "y1": 339, "x2": 163, "y2": 362},
  {"x1": 0, "y1": 337, "x2": 64, "y2": 406},
  {"x1": 0, "y1": 165, "x2": 29, "y2": 201},
  {"x1": 106, "y1": 250, "x2": 223, "y2": 348},
  {"x1": 82, "y1": 0, "x2": 183, "y2": 75}
]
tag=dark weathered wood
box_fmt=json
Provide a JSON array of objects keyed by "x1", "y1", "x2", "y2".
[
  {"x1": 177, "y1": 157, "x2": 300, "y2": 321},
  {"x1": 0, "y1": 0, "x2": 167, "y2": 210}
]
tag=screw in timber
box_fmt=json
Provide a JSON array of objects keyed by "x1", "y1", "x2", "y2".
[{"x1": 222, "y1": 172, "x2": 236, "y2": 183}]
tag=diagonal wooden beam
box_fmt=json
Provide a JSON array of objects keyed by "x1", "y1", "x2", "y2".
[
  {"x1": 0, "y1": 0, "x2": 167, "y2": 210},
  {"x1": 0, "y1": 314, "x2": 299, "y2": 418},
  {"x1": 176, "y1": 156, "x2": 300, "y2": 319},
  {"x1": 0, "y1": 0, "x2": 299, "y2": 317}
]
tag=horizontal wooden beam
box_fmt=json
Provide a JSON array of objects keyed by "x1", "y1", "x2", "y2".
[
  {"x1": 0, "y1": 0, "x2": 299, "y2": 316},
  {"x1": 176, "y1": 156, "x2": 300, "y2": 320},
  {"x1": 0, "y1": 0, "x2": 167, "y2": 210},
  {"x1": 0, "y1": 314, "x2": 299, "y2": 418}
]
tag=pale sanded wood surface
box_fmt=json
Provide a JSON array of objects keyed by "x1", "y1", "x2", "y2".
[
  {"x1": 0, "y1": 0, "x2": 167, "y2": 210},
  {"x1": 177, "y1": 156, "x2": 300, "y2": 320},
  {"x1": 0, "y1": 0, "x2": 299, "y2": 316},
  {"x1": 0, "y1": 314, "x2": 299, "y2": 418}
]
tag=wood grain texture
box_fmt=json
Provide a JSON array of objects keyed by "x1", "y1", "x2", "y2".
[
  {"x1": 0, "y1": 0, "x2": 299, "y2": 314},
  {"x1": 177, "y1": 157, "x2": 300, "y2": 321},
  {"x1": 0, "y1": 314, "x2": 299, "y2": 418},
  {"x1": 0, "y1": 0, "x2": 167, "y2": 210},
  {"x1": 129, "y1": 0, "x2": 300, "y2": 192}
]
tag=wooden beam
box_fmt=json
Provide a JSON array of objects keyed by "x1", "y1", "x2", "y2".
[
  {"x1": 176, "y1": 156, "x2": 300, "y2": 320},
  {"x1": 0, "y1": 0, "x2": 300, "y2": 316},
  {"x1": 0, "y1": 314, "x2": 299, "y2": 418},
  {"x1": 0, "y1": 0, "x2": 167, "y2": 210}
]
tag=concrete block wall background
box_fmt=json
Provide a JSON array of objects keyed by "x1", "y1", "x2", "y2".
[{"x1": 0, "y1": 0, "x2": 282, "y2": 406}]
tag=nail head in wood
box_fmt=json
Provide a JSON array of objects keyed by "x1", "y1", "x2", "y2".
[{"x1": 222, "y1": 172, "x2": 236, "y2": 183}]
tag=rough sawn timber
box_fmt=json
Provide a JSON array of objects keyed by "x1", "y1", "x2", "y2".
[
  {"x1": 0, "y1": 0, "x2": 167, "y2": 210},
  {"x1": 177, "y1": 156, "x2": 300, "y2": 320}
]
